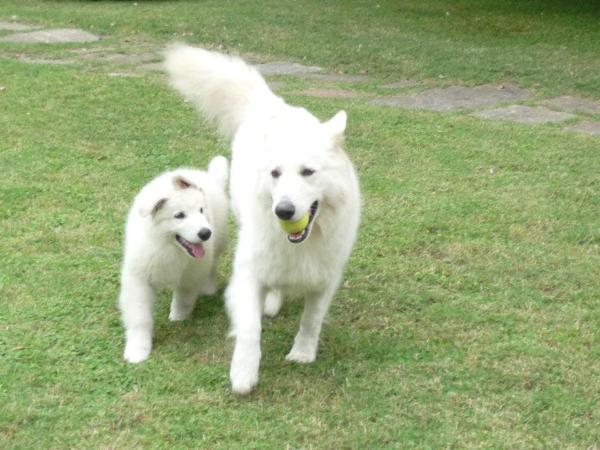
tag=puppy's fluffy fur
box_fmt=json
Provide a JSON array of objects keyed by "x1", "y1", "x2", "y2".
[{"x1": 119, "y1": 156, "x2": 229, "y2": 363}]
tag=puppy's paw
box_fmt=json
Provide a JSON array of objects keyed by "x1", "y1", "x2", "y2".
[
  {"x1": 230, "y1": 364, "x2": 259, "y2": 396},
  {"x1": 168, "y1": 308, "x2": 192, "y2": 321},
  {"x1": 123, "y1": 342, "x2": 151, "y2": 363},
  {"x1": 285, "y1": 343, "x2": 317, "y2": 364},
  {"x1": 123, "y1": 330, "x2": 152, "y2": 363},
  {"x1": 263, "y1": 291, "x2": 282, "y2": 318}
]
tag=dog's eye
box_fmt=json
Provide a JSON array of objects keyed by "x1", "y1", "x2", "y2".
[
  {"x1": 174, "y1": 212, "x2": 186, "y2": 219},
  {"x1": 271, "y1": 169, "x2": 281, "y2": 178},
  {"x1": 300, "y1": 168, "x2": 315, "y2": 177},
  {"x1": 199, "y1": 207, "x2": 204, "y2": 213}
]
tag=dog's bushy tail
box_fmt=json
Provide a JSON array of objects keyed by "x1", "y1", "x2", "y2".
[
  {"x1": 164, "y1": 44, "x2": 281, "y2": 141},
  {"x1": 207, "y1": 155, "x2": 229, "y2": 189}
]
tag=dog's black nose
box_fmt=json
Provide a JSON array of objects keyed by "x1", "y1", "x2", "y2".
[
  {"x1": 275, "y1": 200, "x2": 295, "y2": 220},
  {"x1": 198, "y1": 228, "x2": 212, "y2": 241}
]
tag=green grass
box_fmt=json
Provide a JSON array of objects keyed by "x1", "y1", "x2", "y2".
[{"x1": 1, "y1": 1, "x2": 600, "y2": 448}]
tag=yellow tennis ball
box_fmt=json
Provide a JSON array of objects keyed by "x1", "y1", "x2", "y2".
[{"x1": 279, "y1": 213, "x2": 309, "y2": 234}]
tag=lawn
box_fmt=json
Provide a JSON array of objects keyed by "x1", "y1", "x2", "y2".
[{"x1": 1, "y1": 0, "x2": 599, "y2": 448}]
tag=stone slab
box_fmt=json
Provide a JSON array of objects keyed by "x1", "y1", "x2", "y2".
[
  {"x1": 475, "y1": 105, "x2": 576, "y2": 124},
  {"x1": 0, "y1": 21, "x2": 39, "y2": 31},
  {"x1": 541, "y1": 96, "x2": 600, "y2": 114},
  {"x1": 382, "y1": 79, "x2": 418, "y2": 88},
  {"x1": 256, "y1": 61, "x2": 322, "y2": 76},
  {"x1": 300, "y1": 73, "x2": 368, "y2": 83},
  {"x1": 299, "y1": 87, "x2": 363, "y2": 98},
  {"x1": 565, "y1": 121, "x2": 600, "y2": 136},
  {"x1": 0, "y1": 29, "x2": 100, "y2": 43},
  {"x1": 17, "y1": 56, "x2": 73, "y2": 65},
  {"x1": 370, "y1": 84, "x2": 531, "y2": 111}
]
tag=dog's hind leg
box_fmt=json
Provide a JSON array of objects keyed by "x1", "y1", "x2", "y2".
[
  {"x1": 120, "y1": 276, "x2": 155, "y2": 363},
  {"x1": 169, "y1": 285, "x2": 201, "y2": 321},
  {"x1": 226, "y1": 267, "x2": 264, "y2": 395},
  {"x1": 285, "y1": 278, "x2": 340, "y2": 364},
  {"x1": 263, "y1": 289, "x2": 283, "y2": 318}
]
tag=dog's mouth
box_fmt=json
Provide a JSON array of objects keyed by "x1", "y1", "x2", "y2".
[
  {"x1": 287, "y1": 201, "x2": 319, "y2": 244},
  {"x1": 175, "y1": 234, "x2": 205, "y2": 258}
]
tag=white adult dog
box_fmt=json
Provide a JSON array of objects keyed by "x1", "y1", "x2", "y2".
[
  {"x1": 119, "y1": 157, "x2": 229, "y2": 363},
  {"x1": 165, "y1": 45, "x2": 360, "y2": 394}
]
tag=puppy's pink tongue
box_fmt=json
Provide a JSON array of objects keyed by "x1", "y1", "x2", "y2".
[{"x1": 190, "y1": 243, "x2": 205, "y2": 258}]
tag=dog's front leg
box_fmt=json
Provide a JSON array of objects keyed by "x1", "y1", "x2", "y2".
[
  {"x1": 286, "y1": 278, "x2": 341, "y2": 364},
  {"x1": 119, "y1": 275, "x2": 155, "y2": 363},
  {"x1": 226, "y1": 268, "x2": 264, "y2": 395}
]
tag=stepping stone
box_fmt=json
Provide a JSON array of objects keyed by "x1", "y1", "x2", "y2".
[
  {"x1": 370, "y1": 84, "x2": 531, "y2": 111},
  {"x1": 17, "y1": 56, "x2": 72, "y2": 65},
  {"x1": 300, "y1": 73, "x2": 368, "y2": 83},
  {"x1": 108, "y1": 72, "x2": 140, "y2": 78},
  {"x1": 541, "y1": 96, "x2": 600, "y2": 114},
  {"x1": 475, "y1": 105, "x2": 576, "y2": 124},
  {"x1": 299, "y1": 87, "x2": 363, "y2": 98},
  {"x1": 565, "y1": 121, "x2": 600, "y2": 136},
  {"x1": 0, "y1": 29, "x2": 100, "y2": 44},
  {"x1": 382, "y1": 79, "x2": 417, "y2": 88},
  {"x1": 102, "y1": 52, "x2": 158, "y2": 65},
  {"x1": 0, "y1": 21, "x2": 39, "y2": 31},
  {"x1": 256, "y1": 61, "x2": 322, "y2": 76}
]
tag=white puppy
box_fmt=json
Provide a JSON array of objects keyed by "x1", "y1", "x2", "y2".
[
  {"x1": 165, "y1": 45, "x2": 360, "y2": 394},
  {"x1": 119, "y1": 156, "x2": 229, "y2": 363}
]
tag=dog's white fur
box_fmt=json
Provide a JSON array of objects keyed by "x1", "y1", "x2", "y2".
[
  {"x1": 119, "y1": 156, "x2": 229, "y2": 363},
  {"x1": 165, "y1": 45, "x2": 360, "y2": 394}
]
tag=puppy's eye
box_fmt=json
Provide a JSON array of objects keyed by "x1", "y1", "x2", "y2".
[
  {"x1": 174, "y1": 212, "x2": 186, "y2": 219},
  {"x1": 199, "y1": 207, "x2": 204, "y2": 213},
  {"x1": 300, "y1": 168, "x2": 315, "y2": 177},
  {"x1": 271, "y1": 169, "x2": 281, "y2": 178}
]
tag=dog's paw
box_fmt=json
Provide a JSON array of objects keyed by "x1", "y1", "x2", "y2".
[
  {"x1": 263, "y1": 291, "x2": 282, "y2": 318},
  {"x1": 201, "y1": 279, "x2": 217, "y2": 296},
  {"x1": 168, "y1": 308, "x2": 192, "y2": 321},
  {"x1": 285, "y1": 344, "x2": 317, "y2": 364},
  {"x1": 230, "y1": 364, "x2": 259, "y2": 395},
  {"x1": 123, "y1": 342, "x2": 151, "y2": 364}
]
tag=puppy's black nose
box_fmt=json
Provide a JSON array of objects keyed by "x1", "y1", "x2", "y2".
[
  {"x1": 198, "y1": 228, "x2": 212, "y2": 241},
  {"x1": 275, "y1": 200, "x2": 295, "y2": 220}
]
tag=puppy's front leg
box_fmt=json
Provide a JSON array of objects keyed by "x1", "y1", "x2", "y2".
[
  {"x1": 226, "y1": 268, "x2": 264, "y2": 395},
  {"x1": 119, "y1": 275, "x2": 155, "y2": 363}
]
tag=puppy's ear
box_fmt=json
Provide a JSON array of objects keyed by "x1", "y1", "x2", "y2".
[
  {"x1": 139, "y1": 197, "x2": 168, "y2": 217},
  {"x1": 172, "y1": 175, "x2": 197, "y2": 190},
  {"x1": 323, "y1": 110, "x2": 347, "y2": 148}
]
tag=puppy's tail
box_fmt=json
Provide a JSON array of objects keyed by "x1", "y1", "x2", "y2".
[
  {"x1": 207, "y1": 155, "x2": 229, "y2": 189},
  {"x1": 164, "y1": 44, "x2": 282, "y2": 141}
]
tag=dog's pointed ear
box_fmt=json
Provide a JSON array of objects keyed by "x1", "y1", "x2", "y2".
[
  {"x1": 139, "y1": 198, "x2": 168, "y2": 218},
  {"x1": 323, "y1": 110, "x2": 347, "y2": 148},
  {"x1": 172, "y1": 175, "x2": 196, "y2": 190}
]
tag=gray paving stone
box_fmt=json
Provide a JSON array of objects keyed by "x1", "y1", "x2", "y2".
[
  {"x1": 565, "y1": 121, "x2": 600, "y2": 136},
  {"x1": 256, "y1": 61, "x2": 322, "y2": 76},
  {"x1": 541, "y1": 95, "x2": 600, "y2": 114},
  {"x1": 0, "y1": 29, "x2": 100, "y2": 44},
  {"x1": 475, "y1": 105, "x2": 576, "y2": 124},
  {"x1": 17, "y1": 55, "x2": 73, "y2": 65},
  {"x1": 299, "y1": 87, "x2": 363, "y2": 98},
  {"x1": 382, "y1": 79, "x2": 417, "y2": 88},
  {"x1": 0, "y1": 21, "x2": 39, "y2": 31},
  {"x1": 371, "y1": 84, "x2": 531, "y2": 111}
]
